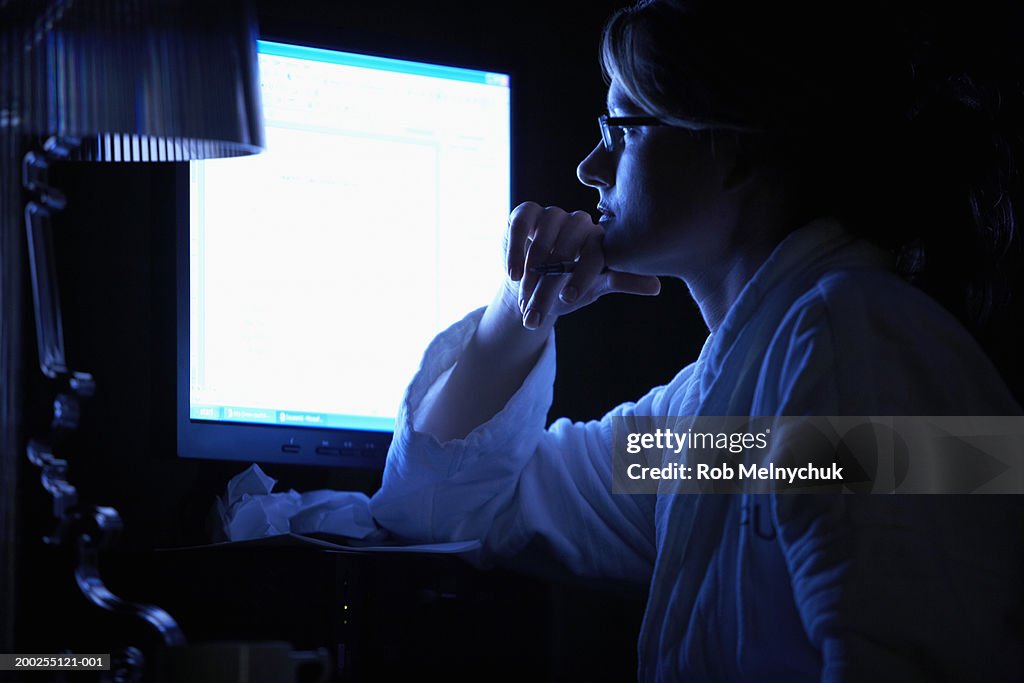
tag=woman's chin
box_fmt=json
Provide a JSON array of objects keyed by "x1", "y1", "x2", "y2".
[
  {"x1": 604, "y1": 242, "x2": 678, "y2": 278},
  {"x1": 601, "y1": 229, "x2": 630, "y2": 264},
  {"x1": 605, "y1": 251, "x2": 650, "y2": 275},
  {"x1": 603, "y1": 234, "x2": 649, "y2": 274},
  {"x1": 602, "y1": 248, "x2": 631, "y2": 272}
]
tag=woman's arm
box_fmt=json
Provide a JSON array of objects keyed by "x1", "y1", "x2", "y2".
[
  {"x1": 370, "y1": 304, "x2": 671, "y2": 580},
  {"x1": 414, "y1": 281, "x2": 552, "y2": 441},
  {"x1": 759, "y1": 278, "x2": 1024, "y2": 680},
  {"x1": 372, "y1": 202, "x2": 664, "y2": 578},
  {"x1": 416, "y1": 201, "x2": 660, "y2": 442}
]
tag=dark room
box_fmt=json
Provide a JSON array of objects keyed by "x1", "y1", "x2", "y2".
[{"x1": 2, "y1": 1, "x2": 1023, "y2": 681}]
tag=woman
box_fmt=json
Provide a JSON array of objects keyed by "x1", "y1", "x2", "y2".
[{"x1": 371, "y1": 0, "x2": 1024, "y2": 679}]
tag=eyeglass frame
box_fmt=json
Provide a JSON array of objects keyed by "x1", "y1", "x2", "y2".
[
  {"x1": 598, "y1": 114, "x2": 668, "y2": 152},
  {"x1": 597, "y1": 113, "x2": 756, "y2": 152}
]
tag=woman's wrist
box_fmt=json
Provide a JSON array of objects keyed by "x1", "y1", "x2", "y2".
[
  {"x1": 473, "y1": 282, "x2": 554, "y2": 362},
  {"x1": 415, "y1": 284, "x2": 552, "y2": 442}
]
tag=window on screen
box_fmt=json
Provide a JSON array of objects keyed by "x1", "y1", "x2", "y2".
[{"x1": 189, "y1": 41, "x2": 510, "y2": 434}]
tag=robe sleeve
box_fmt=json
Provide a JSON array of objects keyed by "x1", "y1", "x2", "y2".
[
  {"x1": 369, "y1": 307, "x2": 661, "y2": 582},
  {"x1": 753, "y1": 275, "x2": 1024, "y2": 682}
]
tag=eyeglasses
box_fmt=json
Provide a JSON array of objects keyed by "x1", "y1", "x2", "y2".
[{"x1": 598, "y1": 114, "x2": 667, "y2": 152}]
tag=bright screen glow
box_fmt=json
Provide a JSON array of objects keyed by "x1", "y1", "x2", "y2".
[{"x1": 189, "y1": 41, "x2": 510, "y2": 432}]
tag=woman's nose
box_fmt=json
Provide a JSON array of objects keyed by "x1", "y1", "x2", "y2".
[{"x1": 577, "y1": 141, "x2": 613, "y2": 189}]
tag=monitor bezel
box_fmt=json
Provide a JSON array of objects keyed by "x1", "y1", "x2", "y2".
[{"x1": 176, "y1": 38, "x2": 512, "y2": 468}]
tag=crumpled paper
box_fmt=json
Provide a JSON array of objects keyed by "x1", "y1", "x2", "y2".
[{"x1": 215, "y1": 464, "x2": 386, "y2": 543}]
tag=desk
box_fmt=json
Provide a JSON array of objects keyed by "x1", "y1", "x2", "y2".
[{"x1": 106, "y1": 544, "x2": 641, "y2": 682}]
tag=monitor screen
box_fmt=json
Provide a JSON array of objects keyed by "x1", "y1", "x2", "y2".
[{"x1": 178, "y1": 40, "x2": 511, "y2": 467}]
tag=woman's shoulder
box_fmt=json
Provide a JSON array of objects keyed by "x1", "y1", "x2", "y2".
[
  {"x1": 759, "y1": 267, "x2": 1020, "y2": 414},
  {"x1": 798, "y1": 267, "x2": 976, "y2": 353}
]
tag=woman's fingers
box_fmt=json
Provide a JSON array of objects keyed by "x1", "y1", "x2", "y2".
[
  {"x1": 506, "y1": 201, "x2": 543, "y2": 282},
  {"x1": 522, "y1": 212, "x2": 593, "y2": 327},
  {"x1": 504, "y1": 202, "x2": 661, "y2": 330},
  {"x1": 558, "y1": 230, "x2": 606, "y2": 305},
  {"x1": 519, "y1": 206, "x2": 576, "y2": 312}
]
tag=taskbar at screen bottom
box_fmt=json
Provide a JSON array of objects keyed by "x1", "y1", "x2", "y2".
[{"x1": 190, "y1": 404, "x2": 394, "y2": 432}]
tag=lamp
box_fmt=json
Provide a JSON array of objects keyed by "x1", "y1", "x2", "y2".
[
  {"x1": 1, "y1": 0, "x2": 263, "y2": 675},
  {"x1": 19, "y1": 0, "x2": 264, "y2": 162}
]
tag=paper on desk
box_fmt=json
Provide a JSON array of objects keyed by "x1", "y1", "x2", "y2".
[
  {"x1": 214, "y1": 465, "x2": 482, "y2": 561},
  {"x1": 217, "y1": 464, "x2": 386, "y2": 543}
]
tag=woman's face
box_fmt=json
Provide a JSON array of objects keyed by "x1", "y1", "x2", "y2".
[{"x1": 577, "y1": 80, "x2": 740, "y2": 277}]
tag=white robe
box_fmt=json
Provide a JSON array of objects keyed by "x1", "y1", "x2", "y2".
[{"x1": 370, "y1": 218, "x2": 1023, "y2": 681}]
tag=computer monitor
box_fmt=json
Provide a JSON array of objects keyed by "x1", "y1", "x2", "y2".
[{"x1": 177, "y1": 40, "x2": 511, "y2": 467}]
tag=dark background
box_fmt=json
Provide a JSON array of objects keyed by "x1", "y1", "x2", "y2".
[
  {"x1": 25, "y1": 0, "x2": 707, "y2": 551},
  {"x1": 14, "y1": 1, "x2": 706, "y2": 680}
]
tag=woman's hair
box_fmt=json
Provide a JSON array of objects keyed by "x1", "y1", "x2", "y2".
[{"x1": 601, "y1": 0, "x2": 1024, "y2": 346}]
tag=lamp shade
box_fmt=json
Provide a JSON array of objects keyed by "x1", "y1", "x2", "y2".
[{"x1": 5, "y1": 0, "x2": 264, "y2": 161}]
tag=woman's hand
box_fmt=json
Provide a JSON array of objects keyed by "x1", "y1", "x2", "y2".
[
  {"x1": 415, "y1": 201, "x2": 661, "y2": 441},
  {"x1": 505, "y1": 201, "x2": 662, "y2": 329}
]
